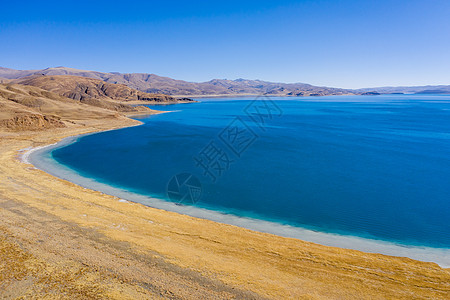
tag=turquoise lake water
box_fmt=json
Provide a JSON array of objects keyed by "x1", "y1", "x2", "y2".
[{"x1": 51, "y1": 95, "x2": 450, "y2": 248}]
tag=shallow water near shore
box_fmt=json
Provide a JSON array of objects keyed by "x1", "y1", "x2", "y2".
[{"x1": 31, "y1": 95, "x2": 450, "y2": 266}]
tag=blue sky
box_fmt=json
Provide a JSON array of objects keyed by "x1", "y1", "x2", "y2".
[{"x1": 1, "y1": 0, "x2": 449, "y2": 88}]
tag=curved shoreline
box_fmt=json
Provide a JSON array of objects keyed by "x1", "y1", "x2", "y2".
[{"x1": 25, "y1": 128, "x2": 450, "y2": 268}]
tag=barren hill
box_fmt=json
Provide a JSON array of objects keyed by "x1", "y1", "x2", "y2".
[
  {"x1": 13, "y1": 75, "x2": 191, "y2": 103},
  {"x1": 0, "y1": 83, "x2": 159, "y2": 131}
]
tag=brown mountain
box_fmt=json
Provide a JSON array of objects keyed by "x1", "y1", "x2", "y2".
[
  {"x1": 0, "y1": 66, "x2": 354, "y2": 96},
  {"x1": 0, "y1": 83, "x2": 153, "y2": 131},
  {"x1": 12, "y1": 75, "x2": 192, "y2": 103}
]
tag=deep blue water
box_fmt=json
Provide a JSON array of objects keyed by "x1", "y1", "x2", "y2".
[{"x1": 52, "y1": 95, "x2": 450, "y2": 248}]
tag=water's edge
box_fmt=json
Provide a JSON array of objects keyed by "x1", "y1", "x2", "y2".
[{"x1": 24, "y1": 130, "x2": 450, "y2": 268}]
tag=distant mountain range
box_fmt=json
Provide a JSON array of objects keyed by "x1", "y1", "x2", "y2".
[
  {"x1": 0, "y1": 66, "x2": 352, "y2": 96},
  {"x1": 1, "y1": 66, "x2": 449, "y2": 96},
  {"x1": 356, "y1": 85, "x2": 450, "y2": 94}
]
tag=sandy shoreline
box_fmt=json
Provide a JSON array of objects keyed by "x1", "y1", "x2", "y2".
[
  {"x1": 26, "y1": 127, "x2": 450, "y2": 268},
  {"x1": 1, "y1": 116, "x2": 449, "y2": 298}
]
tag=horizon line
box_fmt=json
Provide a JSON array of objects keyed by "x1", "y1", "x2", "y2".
[{"x1": 1, "y1": 65, "x2": 449, "y2": 90}]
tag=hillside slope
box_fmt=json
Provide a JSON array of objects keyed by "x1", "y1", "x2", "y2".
[
  {"x1": 13, "y1": 75, "x2": 192, "y2": 104},
  {"x1": 0, "y1": 83, "x2": 158, "y2": 131}
]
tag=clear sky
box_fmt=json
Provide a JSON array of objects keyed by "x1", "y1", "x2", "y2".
[{"x1": 1, "y1": 0, "x2": 449, "y2": 88}]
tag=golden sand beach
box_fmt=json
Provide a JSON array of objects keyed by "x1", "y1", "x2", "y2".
[{"x1": 0, "y1": 111, "x2": 449, "y2": 299}]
